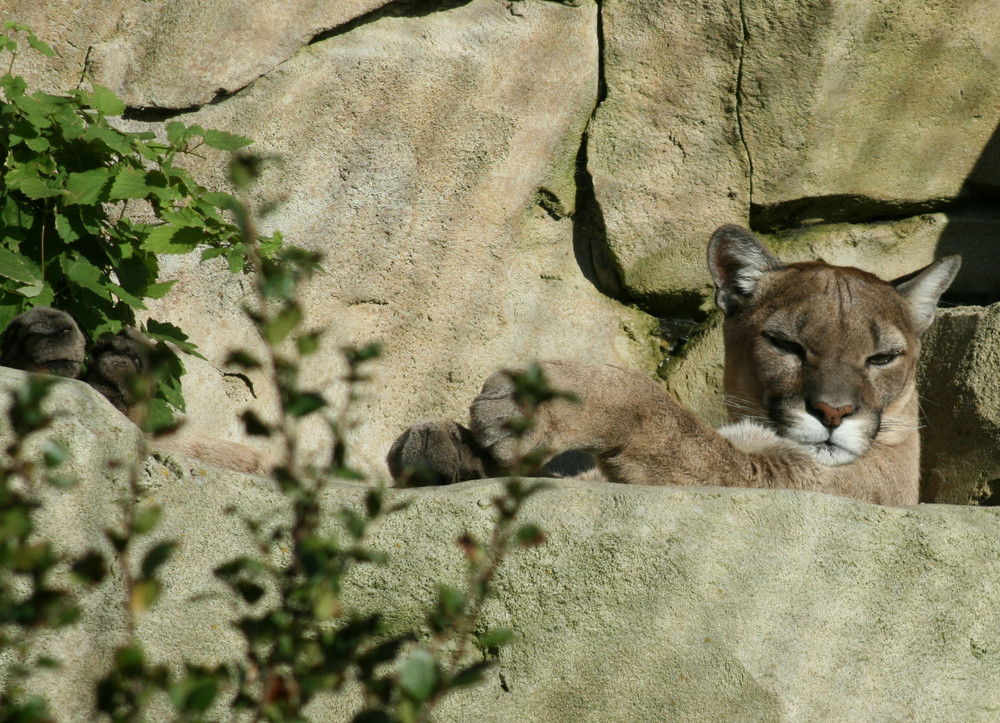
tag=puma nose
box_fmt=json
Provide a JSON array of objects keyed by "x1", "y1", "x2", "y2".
[{"x1": 811, "y1": 401, "x2": 854, "y2": 428}]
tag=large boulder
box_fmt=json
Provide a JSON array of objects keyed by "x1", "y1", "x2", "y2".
[
  {"x1": 3, "y1": 0, "x2": 392, "y2": 106},
  {"x1": 5, "y1": 0, "x2": 662, "y2": 475},
  {"x1": 132, "y1": 0, "x2": 660, "y2": 476},
  {"x1": 759, "y1": 209, "x2": 1000, "y2": 304},
  {"x1": 742, "y1": 0, "x2": 1000, "y2": 227},
  {"x1": 583, "y1": 0, "x2": 1000, "y2": 311},
  {"x1": 586, "y1": 0, "x2": 750, "y2": 311},
  {"x1": 7, "y1": 367, "x2": 1000, "y2": 721},
  {"x1": 919, "y1": 303, "x2": 1000, "y2": 504}
]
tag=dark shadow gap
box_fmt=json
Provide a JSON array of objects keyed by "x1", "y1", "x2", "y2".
[
  {"x1": 572, "y1": 130, "x2": 630, "y2": 303},
  {"x1": 935, "y1": 121, "x2": 1000, "y2": 306},
  {"x1": 308, "y1": 0, "x2": 475, "y2": 46}
]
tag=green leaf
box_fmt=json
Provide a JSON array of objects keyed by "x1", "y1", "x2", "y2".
[
  {"x1": 141, "y1": 280, "x2": 174, "y2": 300},
  {"x1": 241, "y1": 410, "x2": 272, "y2": 437},
  {"x1": 130, "y1": 579, "x2": 161, "y2": 612},
  {"x1": 365, "y1": 490, "x2": 382, "y2": 519},
  {"x1": 225, "y1": 350, "x2": 262, "y2": 369},
  {"x1": 515, "y1": 523, "x2": 546, "y2": 547},
  {"x1": 225, "y1": 247, "x2": 245, "y2": 273},
  {"x1": 399, "y1": 649, "x2": 438, "y2": 703},
  {"x1": 108, "y1": 167, "x2": 156, "y2": 200},
  {"x1": 165, "y1": 121, "x2": 189, "y2": 147},
  {"x1": 287, "y1": 391, "x2": 325, "y2": 418},
  {"x1": 0, "y1": 246, "x2": 42, "y2": 284},
  {"x1": 27, "y1": 34, "x2": 56, "y2": 58},
  {"x1": 145, "y1": 397, "x2": 178, "y2": 434},
  {"x1": 42, "y1": 439, "x2": 69, "y2": 468},
  {"x1": 81, "y1": 123, "x2": 132, "y2": 153},
  {"x1": 451, "y1": 661, "x2": 493, "y2": 689},
  {"x1": 134, "y1": 505, "x2": 162, "y2": 536},
  {"x1": 475, "y1": 627, "x2": 514, "y2": 651},
  {"x1": 142, "y1": 223, "x2": 207, "y2": 255},
  {"x1": 235, "y1": 581, "x2": 266, "y2": 605},
  {"x1": 202, "y1": 128, "x2": 253, "y2": 151},
  {"x1": 64, "y1": 167, "x2": 111, "y2": 205},
  {"x1": 170, "y1": 673, "x2": 220, "y2": 713},
  {"x1": 5, "y1": 163, "x2": 62, "y2": 199},
  {"x1": 201, "y1": 191, "x2": 238, "y2": 210},
  {"x1": 296, "y1": 330, "x2": 322, "y2": 356},
  {"x1": 53, "y1": 211, "x2": 81, "y2": 243},
  {"x1": 13, "y1": 92, "x2": 61, "y2": 120},
  {"x1": 86, "y1": 84, "x2": 126, "y2": 116},
  {"x1": 24, "y1": 135, "x2": 50, "y2": 152},
  {"x1": 60, "y1": 255, "x2": 112, "y2": 300},
  {"x1": 263, "y1": 304, "x2": 302, "y2": 345},
  {"x1": 141, "y1": 541, "x2": 177, "y2": 578},
  {"x1": 145, "y1": 319, "x2": 201, "y2": 356},
  {"x1": 70, "y1": 550, "x2": 108, "y2": 584},
  {"x1": 114, "y1": 643, "x2": 145, "y2": 676},
  {"x1": 106, "y1": 279, "x2": 146, "y2": 309},
  {"x1": 16, "y1": 278, "x2": 50, "y2": 300}
]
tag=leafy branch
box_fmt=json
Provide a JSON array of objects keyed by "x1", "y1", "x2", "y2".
[{"x1": 0, "y1": 24, "x2": 283, "y2": 427}]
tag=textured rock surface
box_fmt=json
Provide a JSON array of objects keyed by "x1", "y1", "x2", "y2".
[
  {"x1": 0, "y1": 368, "x2": 137, "y2": 717},
  {"x1": 760, "y1": 209, "x2": 1000, "y2": 303},
  {"x1": 8, "y1": 369, "x2": 1000, "y2": 720},
  {"x1": 3, "y1": 0, "x2": 392, "y2": 106},
  {"x1": 919, "y1": 303, "x2": 1000, "y2": 505},
  {"x1": 586, "y1": 0, "x2": 749, "y2": 311},
  {"x1": 123, "y1": 0, "x2": 659, "y2": 474},
  {"x1": 742, "y1": 0, "x2": 1000, "y2": 226},
  {"x1": 583, "y1": 0, "x2": 1000, "y2": 314}
]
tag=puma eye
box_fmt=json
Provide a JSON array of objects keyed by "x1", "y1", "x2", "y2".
[
  {"x1": 762, "y1": 332, "x2": 805, "y2": 359},
  {"x1": 867, "y1": 352, "x2": 900, "y2": 367}
]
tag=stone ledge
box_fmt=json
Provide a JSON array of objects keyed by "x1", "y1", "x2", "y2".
[{"x1": 4, "y1": 367, "x2": 999, "y2": 720}]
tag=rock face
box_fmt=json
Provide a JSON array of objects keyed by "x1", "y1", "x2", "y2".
[
  {"x1": 7, "y1": 368, "x2": 1000, "y2": 721},
  {"x1": 3, "y1": 0, "x2": 393, "y2": 107},
  {"x1": 741, "y1": 0, "x2": 1000, "y2": 226},
  {"x1": 582, "y1": 0, "x2": 1000, "y2": 314},
  {"x1": 5, "y1": 0, "x2": 998, "y2": 484},
  {"x1": 919, "y1": 303, "x2": 1000, "y2": 505},
  {"x1": 586, "y1": 0, "x2": 750, "y2": 310}
]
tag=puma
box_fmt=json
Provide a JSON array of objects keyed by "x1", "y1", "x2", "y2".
[
  {"x1": 0, "y1": 308, "x2": 275, "y2": 476},
  {"x1": 388, "y1": 225, "x2": 961, "y2": 506}
]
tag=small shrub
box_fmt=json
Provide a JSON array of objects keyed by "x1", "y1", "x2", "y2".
[{"x1": 0, "y1": 23, "x2": 283, "y2": 427}]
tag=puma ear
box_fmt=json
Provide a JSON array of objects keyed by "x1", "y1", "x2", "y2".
[
  {"x1": 892, "y1": 255, "x2": 962, "y2": 335},
  {"x1": 707, "y1": 224, "x2": 781, "y2": 314}
]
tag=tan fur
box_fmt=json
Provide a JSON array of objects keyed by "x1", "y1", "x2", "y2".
[
  {"x1": 389, "y1": 225, "x2": 961, "y2": 506},
  {"x1": 152, "y1": 433, "x2": 276, "y2": 476}
]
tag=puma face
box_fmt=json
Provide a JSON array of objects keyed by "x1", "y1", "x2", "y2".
[{"x1": 709, "y1": 225, "x2": 960, "y2": 467}]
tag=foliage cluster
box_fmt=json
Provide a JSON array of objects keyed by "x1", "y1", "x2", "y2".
[
  {"x1": 0, "y1": 154, "x2": 554, "y2": 721},
  {"x1": 0, "y1": 22, "x2": 282, "y2": 426}
]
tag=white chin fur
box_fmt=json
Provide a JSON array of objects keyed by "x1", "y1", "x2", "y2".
[
  {"x1": 718, "y1": 415, "x2": 868, "y2": 467},
  {"x1": 782, "y1": 411, "x2": 869, "y2": 467}
]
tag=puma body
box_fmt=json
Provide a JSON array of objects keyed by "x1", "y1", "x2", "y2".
[{"x1": 389, "y1": 226, "x2": 960, "y2": 506}]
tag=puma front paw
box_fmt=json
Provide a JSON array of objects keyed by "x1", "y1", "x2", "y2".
[
  {"x1": 387, "y1": 419, "x2": 496, "y2": 486},
  {"x1": 0, "y1": 306, "x2": 86, "y2": 379}
]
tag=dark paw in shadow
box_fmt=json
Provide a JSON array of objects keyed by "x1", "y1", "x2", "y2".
[{"x1": 387, "y1": 419, "x2": 498, "y2": 486}]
